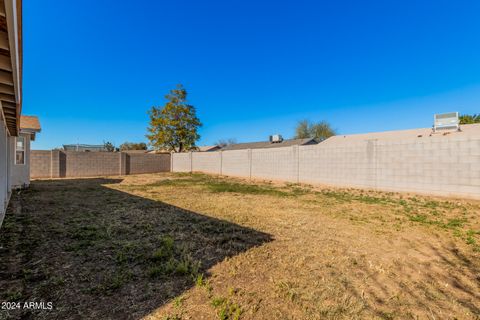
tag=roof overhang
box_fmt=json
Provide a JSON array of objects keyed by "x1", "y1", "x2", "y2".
[
  {"x1": 0, "y1": 0, "x2": 22, "y2": 136},
  {"x1": 19, "y1": 128, "x2": 36, "y2": 140}
]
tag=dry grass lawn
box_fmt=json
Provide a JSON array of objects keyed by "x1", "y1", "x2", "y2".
[{"x1": 0, "y1": 173, "x2": 479, "y2": 319}]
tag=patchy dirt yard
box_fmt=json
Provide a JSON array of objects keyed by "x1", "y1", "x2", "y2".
[{"x1": 0, "y1": 173, "x2": 479, "y2": 320}]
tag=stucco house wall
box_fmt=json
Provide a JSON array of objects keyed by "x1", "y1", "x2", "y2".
[
  {"x1": 9, "y1": 132, "x2": 31, "y2": 188},
  {"x1": 0, "y1": 119, "x2": 9, "y2": 220},
  {"x1": 0, "y1": 0, "x2": 23, "y2": 228}
]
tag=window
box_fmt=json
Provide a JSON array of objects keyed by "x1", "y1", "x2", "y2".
[{"x1": 15, "y1": 136, "x2": 25, "y2": 165}]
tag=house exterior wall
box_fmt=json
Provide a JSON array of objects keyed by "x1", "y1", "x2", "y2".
[
  {"x1": 0, "y1": 119, "x2": 9, "y2": 222},
  {"x1": 9, "y1": 133, "x2": 31, "y2": 188},
  {"x1": 172, "y1": 134, "x2": 480, "y2": 199},
  {"x1": 30, "y1": 151, "x2": 171, "y2": 178}
]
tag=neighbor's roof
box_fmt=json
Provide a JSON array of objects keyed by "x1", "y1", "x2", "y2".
[
  {"x1": 20, "y1": 115, "x2": 41, "y2": 131},
  {"x1": 122, "y1": 150, "x2": 148, "y2": 154},
  {"x1": 63, "y1": 144, "x2": 106, "y2": 150},
  {"x1": 321, "y1": 123, "x2": 480, "y2": 145},
  {"x1": 197, "y1": 145, "x2": 221, "y2": 152},
  {"x1": 221, "y1": 138, "x2": 317, "y2": 151},
  {"x1": 147, "y1": 149, "x2": 171, "y2": 154}
]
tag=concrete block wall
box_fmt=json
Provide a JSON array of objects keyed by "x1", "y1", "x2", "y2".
[
  {"x1": 171, "y1": 135, "x2": 480, "y2": 199},
  {"x1": 299, "y1": 143, "x2": 375, "y2": 188},
  {"x1": 192, "y1": 152, "x2": 222, "y2": 174},
  {"x1": 128, "y1": 154, "x2": 171, "y2": 174},
  {"x1": 30, "y1": 150, "x2": 51, "y2": 178},
  {"x1": 171, "y1": 153, "x2": 192, "y2": 172},
  {"x1": 251, "y1": 146, "x2": 299, "y2": 182},
  {"x1": 64, "y1": 151, "x2": 120, "y2": 177},
  {"x1": 221, "y1": 149, "x2": 251, "y2": 177},
  {"x1": 31, "y1": 151, "x2": 171, "y2": 178}
]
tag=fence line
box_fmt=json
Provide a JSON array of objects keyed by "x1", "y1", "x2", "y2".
[
  {"x1": 31, "y1": 151, "x2": 171, "y2": 178},
  {"x1": 172, "y1": 135, "x2": 480, "y2": 199}
]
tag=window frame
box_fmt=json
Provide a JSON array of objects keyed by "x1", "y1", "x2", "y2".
[{"x1": 15, "y1": 136, "x2": 25, "y2": 165}]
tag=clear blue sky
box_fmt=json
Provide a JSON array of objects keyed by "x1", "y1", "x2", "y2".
[{"x1": 24, "y1": 0, "x2": 480, "y2": 149}]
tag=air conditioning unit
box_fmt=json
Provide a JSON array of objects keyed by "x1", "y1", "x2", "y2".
[
  {"x1": 269, "y1": 134, "x2": 283, "y2": 143},
  {"x1": 433, "y1": 112, "x2": 460, "y2": 132}
]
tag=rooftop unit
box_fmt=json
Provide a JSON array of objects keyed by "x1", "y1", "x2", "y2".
[
  {"x1": 433, "y1": 112, "x2": 460, "y2": 132},
  {"x1": 269, "y1": 134, "x2": 283, "y2": 143}
]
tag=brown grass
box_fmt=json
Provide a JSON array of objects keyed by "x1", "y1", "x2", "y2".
[{"x1": 1, "y1": 173, "x2": 479, "y2": 319}]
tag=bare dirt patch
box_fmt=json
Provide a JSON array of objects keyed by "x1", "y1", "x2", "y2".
[{"x1": 1, "y1": 173, "x2": 479, "y2": 319}]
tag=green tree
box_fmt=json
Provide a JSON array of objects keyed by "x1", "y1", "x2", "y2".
[
  {"x1": 147, "y1": 84, "x2": 202, "y2": 152},
  {"x1": 119, "y1": 142, "x2": 147, "y2": 151},
  {"x1": 295, "y1": 120, "x2": 311, "y2": 139},
  {"x1": 294, "y1": 120, "x2": 336, "y2": 141},
  {"x1": 459, "y1": 114, "x2": 480, "y2": 124},
  {"x1": 103, "y1": 141, "x2": 116, "y2": 152}
]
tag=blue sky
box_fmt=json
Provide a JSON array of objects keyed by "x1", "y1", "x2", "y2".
[{"x1": 24, "y1": 0, "x2": 480, "y2": 149}]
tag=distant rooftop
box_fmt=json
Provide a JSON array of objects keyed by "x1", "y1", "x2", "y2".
[
  {"x1": 20, "y1": 116, "x2": 41, "y2": 141},
  {"x1": 20, "y1": 116, "x2": 41, "y2": 131},
  {"x1": 122, "y1": 150, "x2": 148, "y2": 154},
  {"x1": 322, "y1": 123, "x2": 480, "y2": 145},
  {"x1": 196, "y1": 145, "x2": 222, "y2": 152},
  {"x1": 221, "y1": 138, "x2": 318, "y2": 151},
  {"x1": 63, "y1": 144, "x2": 107, "y2": 152}
]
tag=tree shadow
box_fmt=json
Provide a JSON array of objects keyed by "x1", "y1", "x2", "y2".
[{"x1": 0, "y1": 178, "x2": 273, "y2": 320}]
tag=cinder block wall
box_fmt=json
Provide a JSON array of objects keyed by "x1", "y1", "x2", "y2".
[
  {"x1": 251, "y1": 146, "x2": 299, "y2": 182},
  {"x1": 171, "y1": 135, "x2": 480, "y2": 199},
  {"x1": 128, "y1": 154, "x2": 171, "y2": 174},
  {"x1": 64, "y1": 151, "x2": 120, "y2": 177},
  {"x1": 171, "y1": 153, "x2": 191, "y2": 172},
  {"x1": 192, "y1": 152, "x2": 222, "y2": 174},
  {"x1": 299, "y1": 143, "x2": 375, "y2": 188},
  {"x1": 221, "y1": 150, "x2": 251, "y2": 177},
  {"x1": 30, "y1": 150, "x2": 52, "y2": 178},
  {"x1": 31, "y1": 151, "x2": 171, "y2": 178}
]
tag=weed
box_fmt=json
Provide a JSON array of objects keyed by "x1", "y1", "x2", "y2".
[
  {"x1": 465, "y1": 230, "x2": 477, "y2": 246},
  {"x1": 50, "y1": 276, "x2": 66, "y2": 286},
  {"x1": 409, "y1": 214, "x2": 427, "y2": 223},
  {"x1": 162, "y1": 313, "x2": 182, "y2": 320},
  {"x1": 22, "y1": 268, "x2": 33, "y2": 281},
  {"x1": 466, "y1": 236, "x2": 476, "y2": 245},
  {"x1": 148, "y1": 237, "x2": 200, "y2": 279},
  {"x1": 211, "y1": 296, "x2": 226, "y2": 308},
  {"x1": 211, "y1": 296, "x2": 242, "y2": 320},
  {"x1": 195, "y1": 273, "x2": 205, "y2": 287},
  {"x1": 173, "y1": 296, "x2": 184, "y2": 309},
  {"x1": 3, "y1": 290, "x2": 23, "y2": 301},
  {"x1": 90, "y1": 270, "x2": 133, "y2": 294},
  {"x1": 446, "y1": 218, "x2": 465, "y2": 228},
  {"x1": 276, "y1": 281, "x2": 298, "y2": 302}
]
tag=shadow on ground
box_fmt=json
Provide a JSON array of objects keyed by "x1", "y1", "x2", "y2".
[{"x1": 0, "y1": 178, "x2": 273, "y2": 319}]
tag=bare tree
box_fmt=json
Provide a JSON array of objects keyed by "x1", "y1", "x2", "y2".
[{"x1": 215, "y1": 138, "x2": 237, "y2": 147}]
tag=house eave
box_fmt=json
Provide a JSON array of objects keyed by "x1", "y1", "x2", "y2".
[{"x1": 1, "y1": 0, "x2": 22, "y2": 136}]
